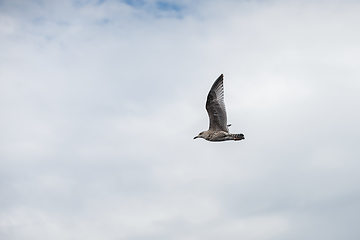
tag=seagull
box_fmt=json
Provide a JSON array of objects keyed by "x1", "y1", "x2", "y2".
[{"x1": 194, "y1": 74, "x2": 245, "y2": 142}]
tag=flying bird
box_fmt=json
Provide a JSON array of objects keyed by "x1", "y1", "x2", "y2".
[{"x1": 194, "y1": 74, "x2": 245, "y2": 142}]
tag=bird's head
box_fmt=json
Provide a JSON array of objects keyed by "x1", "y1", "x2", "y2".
[{"x1": 193, "y1": 131, "x2": 205, "y2": 139}]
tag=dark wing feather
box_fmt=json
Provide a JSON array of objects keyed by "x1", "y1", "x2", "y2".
[{"x1": 205, "y1": 74, "x2": 228, "y2": 132}]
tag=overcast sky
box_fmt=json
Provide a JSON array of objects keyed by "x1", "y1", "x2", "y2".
[{"x1": 1, "y1": 0, "x2": 360, "y2": 239}]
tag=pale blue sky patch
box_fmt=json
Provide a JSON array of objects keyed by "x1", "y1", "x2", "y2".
[
  {"x1": 120, "y1": 0, "x2": 186, "y2": 18},
  {"x1": 96, "y1": 0, "x2": 106, "y2": 4},
  {"x1": 156, "y1": 1, "x2": 182, "y2": 12},
  {"x1": 72, "y1": 0, "x2": 94, "y2": 8},
  {"x1": 123, "y1": 0, "x2": 146, "y2": 8}
]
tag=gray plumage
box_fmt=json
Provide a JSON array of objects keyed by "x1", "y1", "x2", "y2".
[{"x1": 194, "y1": 74, "x2": 245, "y2": 142}]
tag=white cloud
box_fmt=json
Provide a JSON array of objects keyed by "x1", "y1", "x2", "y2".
[{"x1": 1, "y1": 0, "x2": 360, "y2": 239}]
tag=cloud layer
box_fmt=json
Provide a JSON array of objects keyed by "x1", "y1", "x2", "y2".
[{"x1": 1, "y1": 0, "x2": 360, "y2": 239}]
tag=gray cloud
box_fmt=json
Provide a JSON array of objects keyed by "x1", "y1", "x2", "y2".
[{"x1": 1, "y1": 0, "x2": 360, "y2": 239}]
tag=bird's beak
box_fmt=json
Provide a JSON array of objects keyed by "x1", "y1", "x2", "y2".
[{"x1": 193, "y1": 136, "x2": 199, "y2": 139}]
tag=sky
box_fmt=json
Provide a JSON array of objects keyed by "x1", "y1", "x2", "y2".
[{"x1": 1, "y1": 0, "x2": 360, "y2": 239}]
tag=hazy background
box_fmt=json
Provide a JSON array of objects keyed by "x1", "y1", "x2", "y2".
[{"x1": 1, "y1": 0, "x2": 360, "y2": 239}]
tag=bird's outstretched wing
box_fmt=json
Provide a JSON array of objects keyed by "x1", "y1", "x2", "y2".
[{"x1": 206, "y1": 74, "x2": 228, "y2": 132}]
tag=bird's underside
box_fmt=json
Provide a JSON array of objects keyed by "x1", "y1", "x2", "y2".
[
  {"x1": 194, "y1": 74, "x2": 245, "y2": 142},
  {"x1": 199, "y1": 131, "x2": 245, "y2": 142}
]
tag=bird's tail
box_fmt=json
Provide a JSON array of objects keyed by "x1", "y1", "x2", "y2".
[{"x1": 231, "y1": 133, "x2": 245, "y2": 141}]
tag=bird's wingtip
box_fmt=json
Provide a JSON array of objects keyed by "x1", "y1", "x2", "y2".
[{"x1": 215, "y1": 74, "x2": 223, "y2": 82}]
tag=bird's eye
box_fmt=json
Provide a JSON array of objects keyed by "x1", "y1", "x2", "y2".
[{"x1": 199, "y1": 132, "x2": 202, "y2": 135}]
